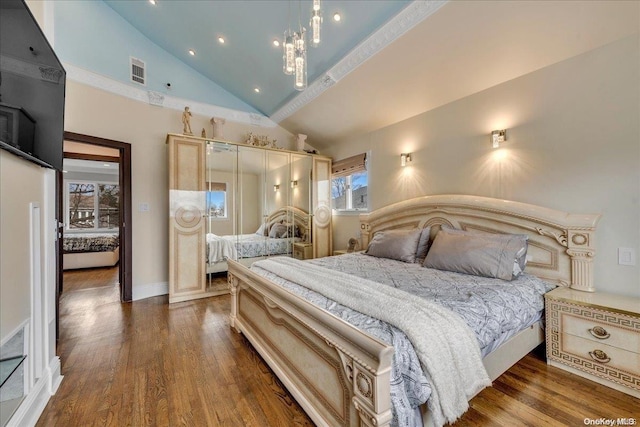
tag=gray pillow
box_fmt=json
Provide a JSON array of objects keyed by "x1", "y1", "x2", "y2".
[
  {"x1": 415, "y1": 226, "x2": 432, "y2": 262},
  {"x1": 423, "y1": 228, "x2": 528, "y2": 280},
  {"x1": 366, "y1": 228, "x2": 422, "y2": 263},
  {"x1": 268, "y1": 223, "x2": 288, "y2": 239},
  {"x1": 441, "y1": 227, "x2": 529, "y2": 277}
]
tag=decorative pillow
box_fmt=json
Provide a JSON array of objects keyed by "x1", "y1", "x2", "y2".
[
  {"x1": 366, "y1": 228, "x2": 423, "y2": 263},
  {"x1": 268, "y1": 223, "x2": 289, "y2": 239},
  {"x1": 423, "y1": 228, "x2": 528, "y2": 280},
  {"x1": 281, "y1": 222, "x2": 301, "y2": 238},
  {"x1": 414, "y1": 226, "x2": 432, "y2": 262},
  {"x1": 255, "y1": 223, "x2": 268, "y2": 236},
  {"x1": 440, "y1": 226, "x2": 529, "y2": 277}
]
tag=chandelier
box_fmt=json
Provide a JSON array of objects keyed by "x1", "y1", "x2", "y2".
[{"x1": 283, "y1": 0, "x2": 322, "y2": 91}]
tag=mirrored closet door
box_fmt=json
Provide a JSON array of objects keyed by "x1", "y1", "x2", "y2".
[{"x1": 168, "y1": 133, "x2": 330, "y2": 303}]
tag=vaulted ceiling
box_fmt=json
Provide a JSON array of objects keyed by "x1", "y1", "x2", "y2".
[{"x1": 103, "y1": 0, "x2": 638, "y2": 149}]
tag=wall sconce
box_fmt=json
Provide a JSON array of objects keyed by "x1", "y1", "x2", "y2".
[
  {"x1": 400, "y1": 153, "x2": 412, "y2": 167},
  {"x1": 273, "y1": 184, "x2": 280, "y2": 192},
  {"x1": 491, "y1": 130, "x2": 507, "y2": 148},
  {"x1": 290, "y1": 180, "x2": 298, "y2": 188}
]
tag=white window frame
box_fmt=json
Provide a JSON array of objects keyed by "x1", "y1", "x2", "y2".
[
  {"x1": 207, "y1": 182, "x2": 228, "y2": 220},
  {"x1": 332, "y1": 170, "x2": 369, "y2": 216},
  {"x1": 65, "y1": 179, "x2": 120, "y2": 232}
]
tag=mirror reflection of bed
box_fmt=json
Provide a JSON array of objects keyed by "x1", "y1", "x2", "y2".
[
  {"x1": 204, "y1": 142, "x2": 312, "y2": 293},
  {"x1": 62, "y1": 157, "x2": 120, "y2": 293}
]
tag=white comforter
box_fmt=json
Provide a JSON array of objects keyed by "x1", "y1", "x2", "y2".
[
  {"x1": 254, "y1": 257, "x2": 492, "y2": 427},
  {"x1": 206, "y1": 233, "x2": 237, "y2": 263}
]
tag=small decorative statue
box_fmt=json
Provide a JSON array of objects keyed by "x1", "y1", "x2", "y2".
[
  {"x1": 347, "y1": 237, "x2": 360, "y2": 253},
  {"x1": 201, "y1": 128, "x2": 206, "y2": 138},
  {"x1": 244, "y1": 132, "x2": 277, "y2": 148},
  {"x1": 211, "y1": 117, "x2": 226, "y2": 139},
  {"x1": 182, "y1": 106, "x2": 193, "y2": 135},
  {"x1": 296, "y1": 133, "x2": 307, "y2": 151}
]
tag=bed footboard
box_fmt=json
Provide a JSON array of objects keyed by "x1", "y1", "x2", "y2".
[{"x1": 227, "y1": 260, "x2": 394, "y2": 427}]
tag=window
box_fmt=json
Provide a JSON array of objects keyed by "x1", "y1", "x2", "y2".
[
  {"x1": 67, "y1": 181, "x2": 119, "y2": 230},
  {"x1": 207, "y1": 182, "x2": 227, "y2": 218},
  {"x1": 331, "y1": 153, "x2": 368, "y2": 212}
]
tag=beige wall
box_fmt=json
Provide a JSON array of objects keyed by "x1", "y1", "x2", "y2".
[
  {"x1": 327, "y1": 36, "x2": 640, "y2": 297},
  {"x1": 0, "y1": 152, "x2": 45, "y2": 338},
  {"x1": 64, "y1": 81, "x2": 296, "y2": 291}
]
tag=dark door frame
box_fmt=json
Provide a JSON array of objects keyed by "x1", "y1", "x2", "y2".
[{"x1": 58, "y1": 132, "x2": 133, "y2": 302}]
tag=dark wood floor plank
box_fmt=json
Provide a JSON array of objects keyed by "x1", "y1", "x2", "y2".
[{"x1": 36, "y1": 267, "x2": 639, "y2": 426}]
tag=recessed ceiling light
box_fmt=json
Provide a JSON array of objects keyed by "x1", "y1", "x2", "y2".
[
  {"x1": 273, "y1": 39, "x2": 280, "y2": 47},
  {"x1": 188, "y1": 49, "x2": 195, "y2": 56},
  {"x1": 333, "y1": 12, "x2": 341, "y2": 22},
  {"x1": 218, "y1": 36, "x2": 225, "y2": 44},
  {"x1": 103, "y1": 163, "x2": 111, "y2": 167},
  {"x1": 149, "y1": 0, "x2": 156, "y2": 4},
  {"x1": 254, "y1": 87, "x2": 260, "y2": 93}
]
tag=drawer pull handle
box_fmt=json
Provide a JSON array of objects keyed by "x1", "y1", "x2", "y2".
[
  {"x1": 588, "y1": 349, "x2": 611, "y2": 364},
  {"x1": 588, "y1": 326, "x2": 610, "y2": 339}
]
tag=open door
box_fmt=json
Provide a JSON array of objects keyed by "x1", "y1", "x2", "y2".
[{"x1": 58, "y1": 132, "x2": 132, "y2": 305}]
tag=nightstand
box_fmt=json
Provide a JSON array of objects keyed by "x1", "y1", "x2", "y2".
[
  {"x1": 293, "y1": 242, "x2": 313, "y2": 260},
  {"x1": 545, "y1": 287, "x2": 640, "y2": 398}
]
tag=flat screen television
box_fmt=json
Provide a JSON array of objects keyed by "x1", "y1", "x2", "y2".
[{"x1": 0, "y1": 0, "x2": 65, "y2": 171}]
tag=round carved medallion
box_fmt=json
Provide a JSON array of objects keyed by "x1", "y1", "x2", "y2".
[
  {"x1": 356, "y1": 373, "x2": 372, "y2": 398},
  {"x1": 314, "y1": 205, "x2": 331, "y2": 229},
  {"x1": 571, "y1": 234, "x2": 588, "y2": 245},
  {"x1": 175, "y1": 206, "x2": 202, "y2": 228}
]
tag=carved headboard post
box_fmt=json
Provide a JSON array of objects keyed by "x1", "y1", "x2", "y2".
[
  {"x1": 565, "y1": 228, "x2": 598, "y2": 292},
  {"x1": 360, "y1": 222, "x2": 372, "y2": 249}
]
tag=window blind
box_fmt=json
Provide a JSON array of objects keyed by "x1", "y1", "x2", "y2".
[
  {"x1": 208, "y1": 182, "x2": 226, "y2": 191},
  {"x1": 331, "y1": 153, "x2": 366, "y2": 178}
]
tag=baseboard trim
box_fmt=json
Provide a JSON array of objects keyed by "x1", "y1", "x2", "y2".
[
  {"x1": 6, "y1": 357, "x2": 63, "y2": 427},
  {"x1": 132, "y1": 281, "x2": 168, "y2": 301}
]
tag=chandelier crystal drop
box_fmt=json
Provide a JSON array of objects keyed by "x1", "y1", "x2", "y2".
[
  {"x1": 294, "y1": 31, "x2": 307, "y2": 91},
  {"x1": 310, "y1": 9, "x2": 321, "y2": 46},
  {"x1": 283, "y1": 29, "x2": 295, "y2": 75}
]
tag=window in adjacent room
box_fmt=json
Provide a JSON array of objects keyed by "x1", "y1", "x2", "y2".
[
  {"x1": 331, "y1": 153, "x2": 368, "y2": 213},
  {"x1": 67, "y1": 181, "x2": 120, "y2": 230},
  {"x1": 207, "y1": 182, "x2": 227, "y2": 218}
]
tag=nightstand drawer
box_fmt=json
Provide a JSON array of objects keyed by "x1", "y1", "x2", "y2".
[
  {"x1": 293, "y1": 243, "x2": 313, "y2": 260},
  {"x1": 559, "y1": 313, "x2": 640, "y2": 353},
  {"x1": 561, "y1": 333, "x2": 640, "y2": 375}
]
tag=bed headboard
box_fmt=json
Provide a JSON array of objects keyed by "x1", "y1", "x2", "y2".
[
  {"x1": 359, "y1": 195, "x2": 601, "y2": 292},
  {"x1": 265, "y1": 206, "x2": 311, "y2": 242}
]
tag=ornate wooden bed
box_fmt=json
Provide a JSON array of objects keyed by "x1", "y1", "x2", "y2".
[
  {"x1": 207, "y1": 206, "x2": 311, "y2": 274},
  {"x1": 227, "y1": 195, "x2": 600, "y2": 426}
]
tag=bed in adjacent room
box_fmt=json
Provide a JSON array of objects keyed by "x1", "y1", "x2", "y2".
[
  {"x1": 227, "y1": 194, "x2": 600, "y2": 427},
  {"x1": 63, "y1": 232, "x2": 120, "y2": 270},
  {"x1": 206, "y1": 206, "x2": 310, "y2": 273}
]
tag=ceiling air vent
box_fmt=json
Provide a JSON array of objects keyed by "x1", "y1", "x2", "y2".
[{"x1": 130, "y1": 57, "x2": 145, "y2": 85}]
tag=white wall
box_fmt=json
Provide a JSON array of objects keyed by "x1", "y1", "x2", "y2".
[
  {"x1": 63, "y1": 81, "x2": 296, "y2": 294},
  {"x1": 327, "y1": 36, "x2": 640, "y2": 298}
]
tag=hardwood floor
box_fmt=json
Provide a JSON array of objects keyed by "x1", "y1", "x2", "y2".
[
  {"x1": 38, "y1": 274, "x2": 639, "y2": 426},
  {"x1": 62, "y1": 265, "x2": 119, "y2": 292}
]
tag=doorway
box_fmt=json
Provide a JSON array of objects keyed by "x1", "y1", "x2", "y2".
[{"x1": 57, "y1": 132, "x2": 132, "y2": 306}]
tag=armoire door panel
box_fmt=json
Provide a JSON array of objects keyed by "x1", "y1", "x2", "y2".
[
  {"x1": 312, "y1": 157, "x2": 332, "y2": 258},
  {"x1": 170, "y1": 224, "x2": 206, "y2": 299}
]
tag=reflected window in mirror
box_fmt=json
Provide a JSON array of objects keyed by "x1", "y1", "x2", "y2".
[{"x1": 207, "y1": 182, "x2": 227, "y2": 218}]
